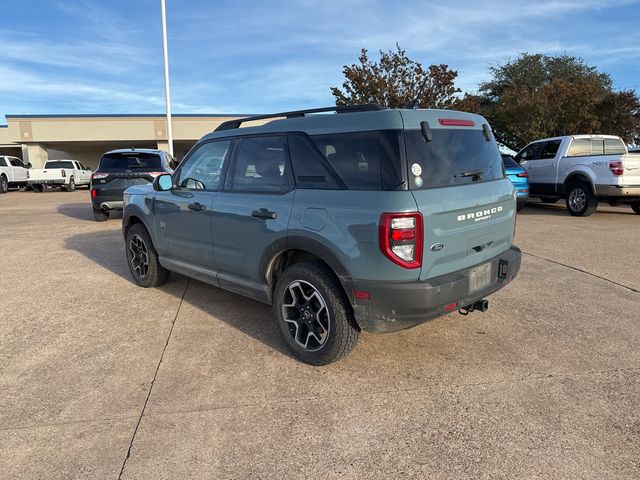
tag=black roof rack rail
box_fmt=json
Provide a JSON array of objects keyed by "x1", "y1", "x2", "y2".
[{"x1": 214, "y1": 104, "x2": 384, "y2": 132}]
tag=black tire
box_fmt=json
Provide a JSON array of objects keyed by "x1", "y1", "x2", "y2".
[
  {"x1": 274, "y1": 261, "x2": 359, "y2": 365},
  {"x1": 33, "y1": 184, "x2": 44, "y2": 193},
  {"x1": 0, "y1": 175, "x2": 7, "y2": 194},
  {"x1": 539, "y1": 198, "x2": 559, "y2": 204},
  {"x1": 93, "y1": 209, "x2": 109, "y2": 222},
  {"x1": 65, "y1": 178, "x2": 75, "y2": 192},
  {"x1": 566, "y1": 182, "x2": 598, "y2": 217},
  {"x1": 631, "y1": 204, "x2": 640, "y2": 215},
  {"x1": 125, "y1": 223, "x2": 169, "y2": 288},
  {"x1": 516, "y1": 202, "x2": 525, "y2": 212}
]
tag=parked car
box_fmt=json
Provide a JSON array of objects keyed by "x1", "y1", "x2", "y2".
[
  {"x1": 90, "y1": 149, "x2": 174, "y2": 221},
  {"x1": 28, "y1": 160, "x2": 92, "y2": 192},
  {"x1": 501, "y1": 154, "x2": 529, "y2": 211},
  {"x1": 628, "y1": 147, "x2": 640, "y2": 154},
  {"x1": 122, "y1": 105, "x2": 521, "y2": 365},
  {"x1": 515, "y1": 135, "x2": 640, "y2": 216},
  {"x1": 0, "y1": 156, "x2": 31, "y2": 193}
]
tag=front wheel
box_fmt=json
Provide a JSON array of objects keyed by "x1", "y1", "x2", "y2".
[
  {"x1": 631, "y1": 204, "x2": 640, "y2": 215},
  {"x1": 125, "y1": 223, "x2": 169, "y2": 287},
  {"x1": 274, "y1": 262, "x2": 359, "y2": 365},
  {"x1": 0, "y1": 176, "x2": 7, "y2": 194},
  {"x1": 566, "y1": 182, "x2": 598, "y2": 217}
]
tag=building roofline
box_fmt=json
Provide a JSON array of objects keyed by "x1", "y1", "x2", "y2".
[{"x1": 4, "y1": 113, "x2": 257, "y2": 119}]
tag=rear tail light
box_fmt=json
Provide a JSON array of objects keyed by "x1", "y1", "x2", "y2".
[
  {"x1": 61, "y1": 169, "x2": 66, "y2": 178},
  {"x1": 27, "y1": 171, "x2": 30, "y2": 179},
  {"x1": 609, "y1": 161, "x2": 624, "y2": 176},
  {"x1": 516, "y1": 171, "x2": 529, "y2": 178},
  {"x1": 91, "y1": 172, "x2": 109, "y2": 180},
  {"x1": 91, "y1": 189, "x2": 97, "y2": 198},
  {"x1": 379, "y1": 212, "x2": 423, "y2": 269}
]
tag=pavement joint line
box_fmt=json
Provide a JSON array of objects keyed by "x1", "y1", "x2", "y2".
[
  {"x1": 139, "y1": 366, "x2": 640, "y2": 419},
  {"x1": 117, "y1": 278, "x2": 190, "y2": 480},
  {"x1": 523, "y1": 251, "x2": 640, "y2": 293}
]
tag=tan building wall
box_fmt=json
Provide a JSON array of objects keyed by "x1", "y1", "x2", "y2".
[{"x1": 2, "y1": 114, "x2": 248, "y2": 168}]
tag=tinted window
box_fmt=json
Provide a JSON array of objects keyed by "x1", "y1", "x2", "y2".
[
  {"x1": 502, "y1": 156, "x2": 519, "y2": 168},
  {"x1": 228, "y1": 136, "x2": 291, "y2": 193},
  {"x1": 45, "y1": 161, "x2": 75, "y2": 169},
  {"x1": 288, "y1": 135, "x2": 341, "y2": 189},
  {"x1": 591, "y1": 139, "x2": 604, "y2": 155},
  {"x1": 310, "y1": 131, "x2": 403, "y2": 190},
  {"x1": 406, "y1": 129, "x2": 503, "y2": 189},
  {"x1": 0, "y1": 158, "x2": 6, "y2": 167},
  {"x1": 176, "y1": 140, "x2": 232, "y2": 190},
  {"x1": 605, "y1": 138, "x2": 625, "y2": 154},
  {"x1": 515, "y1": 143, "x2": 542, "y2": 162},
  {"x1": 98, "y1": 153, "x2": 162, "y2": 172},
  {"x1": 568, "y1": 139, "x2": 591, "y2": 157},
  {"x1": 540, "y1": 140, "x2": 561, "y2": 159},
  {"x1": 9, "y1": 158, "x2": 25, "y2": 167}
]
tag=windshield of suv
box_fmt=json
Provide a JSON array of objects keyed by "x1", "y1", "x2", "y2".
[
  {"x1": 405, "y1": 129, "x2": 503, "y2": 189},
  {"x1": 45, "y1": 161, "x2": 75, "y2": 169},
  {"x1": 98, "y1": 152, "x2": 162, "y2": 172}
]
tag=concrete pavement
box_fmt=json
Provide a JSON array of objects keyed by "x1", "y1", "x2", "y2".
[{"x1": 0, "y1": 191, "x2": 638, "y2": 479}]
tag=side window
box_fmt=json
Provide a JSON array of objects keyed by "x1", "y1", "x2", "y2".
[
  {"x1": 9, "y1": 158, "x2": 24, "y2": 167},
  {"x1": 567, "y1": 139, "x2": 591, "y2": 157},
  {"x1": 228, "y1": 136, "x2": 291, "y2": 193},
  {"x1": 605, "y1": 138, "x2": 626, "y2": 155},
  {"x1": 176, "y1": 140, "x2": 232, "y2": 190},
  {"x1": 287, "y1": 134, "x2": 341, "y2": 189},
  {"x1": 591, "y1": 139, "x2": 604, "y2": 155},
  {"x1": 0, "y1": 158, "x2": 7, "y2": 167},
  {"x1": 540, "y1": 140, "x2": 561, "y2": 159},
  {"x1": 515, "y1": 143, "x2": 542, "y2": 162}
]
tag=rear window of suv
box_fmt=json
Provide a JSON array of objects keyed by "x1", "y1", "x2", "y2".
[
  {"x1": 405, "y1": 129, "x2": 503, "y2": 189},
  {"x1": 98, "y1": 152, "x2": 162, "y2": 172}
]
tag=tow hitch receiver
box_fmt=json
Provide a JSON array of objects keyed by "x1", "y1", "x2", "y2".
[{"x1": 459, "y1": 299, "x2": 489, "y2": 316}]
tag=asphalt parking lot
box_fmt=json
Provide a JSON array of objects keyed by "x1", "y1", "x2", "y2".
[{"x1": 1, "y1": 190, "x2": 639, "y2": 479}]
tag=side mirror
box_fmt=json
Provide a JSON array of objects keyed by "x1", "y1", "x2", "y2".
[
  {"x1": 26, "y1": 162, "x2": 32, "y2": 169},
  {"x1": 153, "y1": 173, "x2": 173, "y2": 191}
]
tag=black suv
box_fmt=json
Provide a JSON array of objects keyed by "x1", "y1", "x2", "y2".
[{"x1": 90, "y1": 149, "x2": 175, "y2": 221}]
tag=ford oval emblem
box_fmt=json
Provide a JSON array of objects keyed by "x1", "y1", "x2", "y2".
[{"x1": 430, "y1": 243, "x2": 445, "y2": 252}]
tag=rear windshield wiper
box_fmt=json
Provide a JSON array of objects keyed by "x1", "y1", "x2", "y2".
[{"x1": 454, "y1": 169, "x2": 483, "y2": 180}]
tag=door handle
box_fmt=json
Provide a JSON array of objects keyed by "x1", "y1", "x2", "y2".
[
  {"x1": 252, "y1": 209, "x2": 277, "y2": 220},
  {"x1": 188, "y1": 202, "x2": 206, "y2": 212}
]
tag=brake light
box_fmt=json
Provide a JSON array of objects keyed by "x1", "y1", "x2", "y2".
[
  {"x1": 91, "y1": 189, "x2": 97, "y2": 198},
  {"x1": 91, "y1": 172, "x2": 109, "y2": 180},
  {"x1": 61, "y1": 169, "x2": 66, "y2": 178},
  {"x1": 438, "y1": 118, "x2": 475, "y2": 127},
  {"x1": 379, "y1": 212, "x2": 423, "y2": 269},
  {"x1": 516, "y1": 171, "x2": 529, "y2": 178},
  {"x1": 609, "y1": 161, "x2": 624, "y2": 176}
]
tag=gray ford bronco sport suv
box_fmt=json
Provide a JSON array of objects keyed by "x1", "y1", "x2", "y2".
[{"x1": 122, "y1": 105, "x2": 521, "y2": 365}]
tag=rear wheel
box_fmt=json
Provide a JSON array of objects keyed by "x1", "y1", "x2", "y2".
[
  {"x1": 125, "y1": 223, "x2": 169, "y2": 287},
  {"x1": 566, "y1": 182, "x2": 598, "y2": 217},
  {"x1": 93, "y1": 209, "x2": 109, "y2": 222},
  {"x1": 65, "y1": 178, "x2": 75, "y2": 192},
  {"x1": 274, "y1": 261, "x2": 359, "y2": 365},
  {"x1": 0, "y1": 175, "x2": 7, "y2": 194},
  {"x1": 631, "y1": 204, "x2": 640, "y2": 215},
  {"x1": 33, "y1": 184, "x2": 44, "y2": 193}
]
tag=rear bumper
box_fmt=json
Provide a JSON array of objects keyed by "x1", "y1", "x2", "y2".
[
  {"x1": 29, "y1": 179, "x2": 65, "y2": 186},
  {"x1": 346, "y1": 246, "x2": 522, "y2": 333},
  {"x1": 595, "y1": 184, "x2": 640, "y2": 197}
]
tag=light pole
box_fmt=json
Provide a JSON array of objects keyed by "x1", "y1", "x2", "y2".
[{"x1": 160, "y1": 0, "x2": 174, "y2": 157}]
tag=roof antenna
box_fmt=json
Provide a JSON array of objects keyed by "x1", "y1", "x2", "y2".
[{"x1": 405, "y1": 76, "x2": 430, "y2": 109}]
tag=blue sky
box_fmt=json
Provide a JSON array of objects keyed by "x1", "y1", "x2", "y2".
[{"x1": 1, "y1": 0, "x2": 639, "y2": 122}]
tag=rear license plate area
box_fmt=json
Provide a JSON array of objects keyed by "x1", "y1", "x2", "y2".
[{"x1": 469, "y1": 262, "x2": 492, "y2": 293}]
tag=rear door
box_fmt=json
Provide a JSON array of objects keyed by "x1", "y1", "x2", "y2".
[
  {"x1": 211, "y1": 135, "x2": 294, "y2": 295},
  {"x1": 154, "y1": 139, "x2": 232, "y2": 272},
  {"x1": 403, "y1": 122, "x2": 516, "y2": 281}
]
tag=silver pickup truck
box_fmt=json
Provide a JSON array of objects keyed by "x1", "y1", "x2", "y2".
[{"x1": 515, "y1": 135, "x2": 640, "y2": 216}]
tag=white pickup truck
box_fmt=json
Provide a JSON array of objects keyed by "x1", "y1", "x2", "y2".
[
  {"x1": 0, "y1": 156, "x2": 31, "y2": 193},
  {"x1": 28, "y1": 160, "x2": 92, "y2": 192},
  {"x1": 515, "y1": 135, "x2": 640, "y2": 216}
]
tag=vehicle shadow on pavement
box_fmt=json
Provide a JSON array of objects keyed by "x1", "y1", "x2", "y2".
[
  {"x1": 519, "y1": 202, "x2": 637, "y2": 216},
  {"x1": 64, "y1": 229, "x2": 290, "y2": 356},
  {"x1": 57, "y1": 202, "x2": 123, "y2": 222}
]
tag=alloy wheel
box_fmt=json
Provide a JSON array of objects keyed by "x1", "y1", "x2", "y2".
[
  {"x1": 568, "y1": 187, "x2": 586, "y2": 212},
  {"x1": 128, "y1": 234, "x2": 149, "y2": 279},
  {"x1": 281, "y1": 280, "x2": 330, "y2": 351}
]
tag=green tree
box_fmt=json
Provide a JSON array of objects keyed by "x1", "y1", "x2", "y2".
[
  {"x1": 331, "y1": 44, "x2": 460, "y2": 109},
  {"x1": 456, "y1": 53, "x2": 640, "y2": 150}
]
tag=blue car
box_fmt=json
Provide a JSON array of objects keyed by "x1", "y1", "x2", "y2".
[{"x1": 502, "y1": 154, "x2": 529, "y2": 211}]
